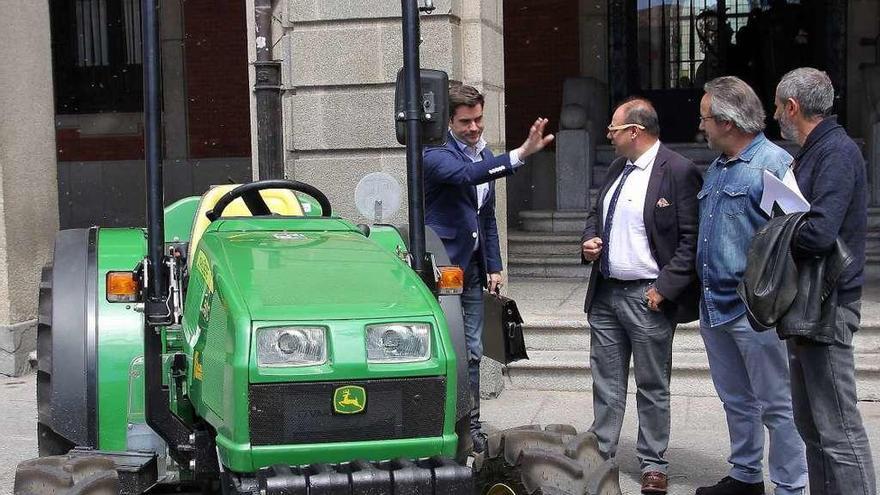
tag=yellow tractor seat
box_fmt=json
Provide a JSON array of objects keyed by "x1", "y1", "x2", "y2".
[{"x1": 188, "y1": 184, "x2": 305, "y2": 265}]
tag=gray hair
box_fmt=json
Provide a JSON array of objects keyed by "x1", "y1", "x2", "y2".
[
  {"x1": 704, "y1": 76, "x2": 766, "y2": 133},
  {"x1": 776, "y1": 68, "x2": 834, "y2": 119}
]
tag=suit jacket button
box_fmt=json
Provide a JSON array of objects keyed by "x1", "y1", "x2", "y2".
[{"x1": 472, "y1": 232, "x2": 478, "y2": 238}]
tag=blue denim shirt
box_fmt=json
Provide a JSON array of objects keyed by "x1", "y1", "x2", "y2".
[{"x1": 697, "y1": 133, "x2": 793, "y2": 327}]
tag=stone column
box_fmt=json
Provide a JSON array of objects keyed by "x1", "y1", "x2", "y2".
[
  {"x1": 161, "y1": 0, "x2": 189, "y2": 160},
  {"x1": 0, "y1": 0, "x2": 60, "y2": 375},
  {"x1": 279, "y1": 0, "x2": 507, "y2": 395},
  {"x1": 579, "y1": 0, "x2": 608, "y2": 84}
]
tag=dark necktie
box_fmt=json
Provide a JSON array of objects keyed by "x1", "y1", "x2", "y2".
[{"x1": 599, "y1": 163, "x2": 637, "y2": 278}]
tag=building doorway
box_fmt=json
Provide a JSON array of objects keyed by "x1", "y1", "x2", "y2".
[{"x1": 610, "y1": 0, "x2": 847, "y2": 142}]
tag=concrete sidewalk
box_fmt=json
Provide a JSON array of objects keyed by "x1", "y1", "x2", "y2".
[
  {"x1": 1, "y1": 278, "x2": 878, "y2": 494},
  {"x1": 481, "y1": 389, "x2": 880, "y2": 495},
  {"x1": 2, "y1": 372, "x2": 878, "y2": 495}
]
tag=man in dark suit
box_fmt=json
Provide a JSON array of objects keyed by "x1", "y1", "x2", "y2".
[
  {"x1": 424, "y1": 84, "x2": 553, "y2": 452},
  {"x1": 581, "y1": 98, "x2": 701, "y2": 494}
]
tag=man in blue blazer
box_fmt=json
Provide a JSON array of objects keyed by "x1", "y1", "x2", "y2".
[{"x1": 424, "y1": 84, "x2": 553, "y2": 452}]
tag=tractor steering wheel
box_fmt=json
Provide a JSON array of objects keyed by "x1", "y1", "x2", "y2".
[{"x1": 205, "y1": 179, "x2": 332, "y2": 221}]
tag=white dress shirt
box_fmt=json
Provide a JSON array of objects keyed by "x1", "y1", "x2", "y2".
[
  {"x1": 602, "y1": 140, "x2": 662, "y2": 280},
  {"x1": 451, "y1": 133, "x2": 523, "y2": 252}
]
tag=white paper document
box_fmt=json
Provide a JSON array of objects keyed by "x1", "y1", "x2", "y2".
[{"x1": 760, "y1": 169, "x2": 810, "y2": 216}]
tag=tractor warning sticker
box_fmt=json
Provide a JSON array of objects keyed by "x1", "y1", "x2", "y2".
[
  {"x1": 195, "y1": 251, "x2": 214, "y2": 293},
  {"x1": 193, "y1": 351, "x2": 203, "y2": 381},
  {"x1": 333, "y1": 385, "x2": 366, "y2": 415}
]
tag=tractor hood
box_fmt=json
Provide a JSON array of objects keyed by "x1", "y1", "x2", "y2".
[{"x1": 199, "y1": 222, "x2": 435, "y2": 321}]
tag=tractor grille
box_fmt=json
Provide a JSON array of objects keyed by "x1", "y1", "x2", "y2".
[{"x1": 248, "y1": 377, "x2": 446, "y2": 446}]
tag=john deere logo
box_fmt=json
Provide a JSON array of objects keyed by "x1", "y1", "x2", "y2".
[{"x1": 333, "y1": 385, "x2": 366, "y2": 414}]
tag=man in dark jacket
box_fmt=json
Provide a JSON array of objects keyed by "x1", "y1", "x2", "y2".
[
  {"x1": 424, "y1": 84, "x2": 553, "y2": 452},
  {"x1": 774, "y1": 67, "x2": 876, "y2": 495},
  {"x1": 581, "y1": 98, "x2": 702, "y2": 494}
]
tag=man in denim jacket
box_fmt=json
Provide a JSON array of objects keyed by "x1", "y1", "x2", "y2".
[{"x1": 694, "y1": 76, "x2": 807, "y2": 495}]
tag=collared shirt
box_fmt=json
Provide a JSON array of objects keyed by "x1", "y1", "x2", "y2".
[
  {"x1": 696, "y1": 133, "x2": 793, "y2": 328},
  {"x1": 601, "y1": 140, "x2": 661, "y2": 280},
  {"x1": 450, "y1": 133, "x2": 523, "y2": 251},
  {"x1": 450, "y1": 133, "x2": 524, "y2": 210}
]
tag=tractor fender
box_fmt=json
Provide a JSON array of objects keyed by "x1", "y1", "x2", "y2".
[{"x1": 38, "y1": 228, "x2": 100, "y2": 453}]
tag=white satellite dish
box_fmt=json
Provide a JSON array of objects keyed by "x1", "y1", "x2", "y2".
[{"x1": 354, "y1": 172, "x2": 401, "y2": 223}]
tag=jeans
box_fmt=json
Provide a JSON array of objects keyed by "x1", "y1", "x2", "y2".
[
  {"x1": 587, "y1": 279, "x2": 674, "y2": 474},
  {"x1": 700, "y1": 314, "x2": 807, "y2": 495},
  {"x1": 460, "y1": 256, "x2": 484, "y2": 433},
  {"x1": 788, "y1": 300, "x2": 876, "y2": 495}
]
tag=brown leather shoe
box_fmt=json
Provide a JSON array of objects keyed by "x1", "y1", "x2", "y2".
[{"x1": 641, "y1": 471, "x2": 668, "y2": 494}]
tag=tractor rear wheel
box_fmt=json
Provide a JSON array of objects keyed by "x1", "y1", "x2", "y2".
[
  {"x1": 37, "y1": 229, "x2": 100, "y2": 456},
  {"x1": 474, "y1": 425, "x2": 622, "y2": 495},
  {"x1": 35, "y1": 265, "x2": 74, "y2": 457},
  {"x1": 14, "y1": 455, "x2": 119, "y2": 495}
]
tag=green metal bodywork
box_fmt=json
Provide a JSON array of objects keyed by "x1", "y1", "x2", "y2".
[{"x1": 93, "y1": 200, "x2": 459, "y2": 473}]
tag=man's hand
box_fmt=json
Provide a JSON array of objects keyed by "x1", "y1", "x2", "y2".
[
  {"x1": 646, "y1": 286, "x2": 665, "y2": 312},
  {"x1": 515, "y1": 118, "x2": 555, "y2": 160},
  {"x1": 488, "y1": 272, "x2": 503, "y2": 294},
  {"x1": 581, "y1": 237, "x2": 603, "y2": 261}
]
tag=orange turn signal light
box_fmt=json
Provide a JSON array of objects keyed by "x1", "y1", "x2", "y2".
[
  {"x1": 437, "y1": 266, "x2": 464, "y2": 295},
  {"x1": 106, "y1": 271, "x2": 140, "y2": 302}
]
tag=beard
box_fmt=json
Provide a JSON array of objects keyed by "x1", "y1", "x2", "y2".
[{"x1": 778, "y1": 114, "x2": 798, "y2": 142}]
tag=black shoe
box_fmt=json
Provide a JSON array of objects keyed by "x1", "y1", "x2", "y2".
[
  {"x1": 695, "y1": 476, "x2": 764, "y2": 495},
  {"x1": 471, "y1": 430, "x2": 488, "y2": 454}
]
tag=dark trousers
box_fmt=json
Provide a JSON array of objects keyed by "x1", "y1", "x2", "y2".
[
  {"x1": 587, "y1": 278, "x2": 674, "y2": 473},
  {"x1": 461, "y1": 256, "x2": 484, "y2": 433},
  {"x1": 788, "y1": 300, "x2": 876, "y2": 495}
]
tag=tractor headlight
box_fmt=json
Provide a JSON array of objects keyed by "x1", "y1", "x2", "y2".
[
  {"x1": 256, "y1": 326, "x2": 327, "y2": 367},
  {"x1": 365, "y1": 323, "x2": 431, "y2": 363}
]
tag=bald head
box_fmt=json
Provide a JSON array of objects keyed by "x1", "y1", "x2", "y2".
[
  {"x1": 617, "y1": 98, "x2": 661, "y2": 137},
  {"x1": 607, "y1": 96, "x2": 660, "y2": 161}
]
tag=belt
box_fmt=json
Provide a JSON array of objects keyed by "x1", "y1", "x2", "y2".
[{"x1": 603, "y1": 277, "x2": 655, "y2": 285}]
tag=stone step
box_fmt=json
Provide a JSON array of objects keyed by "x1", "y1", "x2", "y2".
[
  {"x1": 507, "y1": 255, "x2": 589, "y2": 278},
  {"x1": 519, "y1": 210, "x2": 589, "y2": 233},
  {"x1": 508, "y1": 231, "x2": 583, "y2": 256},
  {"x1": 517, "y1": 207, "x2": 880, "y2": 234},
  {"x1": 504, "y1": 348, "x2": 880, "y2": 399},
  {"x1": 520, "y1": 316, "x2": 880, "y2": 354}
]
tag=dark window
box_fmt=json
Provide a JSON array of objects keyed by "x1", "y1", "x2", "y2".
[{"x1": 51, "y1": 0, "x2": 143, "y2": 114}]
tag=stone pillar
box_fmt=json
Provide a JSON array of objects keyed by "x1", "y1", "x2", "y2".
[
  {"x1": 459, "y1": 0, "x2": 507, "y2": 398},
  {"x1": 0, "y1": 0, "x2": 60, "y2": 375},
  {"x1": 161, "y1": 0, "x2": 189, "y2": 159},
  {"x1": 579, "y1": 0, "x2": 608, "y2": 84},
  {"x1": 279, "y1": 0, "x2": 507, "y2": 396}
]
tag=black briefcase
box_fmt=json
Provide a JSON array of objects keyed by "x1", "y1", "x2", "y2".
[{"x1": 482, "y1": 291, "x2": 529, "y2": 364}]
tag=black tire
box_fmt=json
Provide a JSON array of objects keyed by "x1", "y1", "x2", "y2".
[
  {"x1": 36, "y1": 266, "x2": 73, "y2": 457},
  {"x1": 14, "y1": 455, "x2": 119, "y2": 495},
  {"x1": 474, "y1": 425, "x2": 622, "y2": 495},
  {"x1": 37, "y1": 229, "x2": 100, "y2": 456}
]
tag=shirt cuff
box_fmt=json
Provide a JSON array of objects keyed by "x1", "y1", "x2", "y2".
[{"x1": 509, "y1": 149, "x2": 525, "y2": 168}]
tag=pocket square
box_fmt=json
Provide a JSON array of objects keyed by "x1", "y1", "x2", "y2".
[{"x1": 656, "y1": 197, "x2": 671, "y2": 208}]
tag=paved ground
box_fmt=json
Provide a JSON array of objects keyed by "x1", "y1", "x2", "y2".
[{"x1": 1, "y1": 279, "x2": 878, "y2": 494}]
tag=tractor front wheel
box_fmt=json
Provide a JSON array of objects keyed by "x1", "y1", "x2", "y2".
[
  {"x1": 14, "y1": 455, "x2": 119, "y2": 495},
  {"x1": 474, "y1": 425, "x2": 622, "y2": 495}
]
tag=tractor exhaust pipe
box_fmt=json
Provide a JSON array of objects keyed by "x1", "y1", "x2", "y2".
[
  {"x1": 143, "y1": 0, "x2": 166, "y2": 301},
  {"x1": 401, "y1": 0, "x2": 428, "y2": 277},
  {"x1": 141, "y1": 0, "x2": 199, "y2": 469}
]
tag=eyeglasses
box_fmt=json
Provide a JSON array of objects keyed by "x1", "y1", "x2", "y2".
[
  {"x1": 698, "y1": 115, "x2": 717, "y2": 123},
  {"x1": 606, "y1": 123, "x2": 646, "y2": 132}
]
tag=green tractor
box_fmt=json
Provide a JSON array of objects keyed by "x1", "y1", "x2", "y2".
[{"x1": 14, "y1": 1, "x2": 622, "y2": 494}]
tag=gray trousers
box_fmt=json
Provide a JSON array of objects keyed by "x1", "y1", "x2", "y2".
[
  {"x1": 788, "y1": 300, "x2": 877, "y2": 495},
  {"x1": 587, "y1": 279, "x2": 674, "y2": 473}
]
